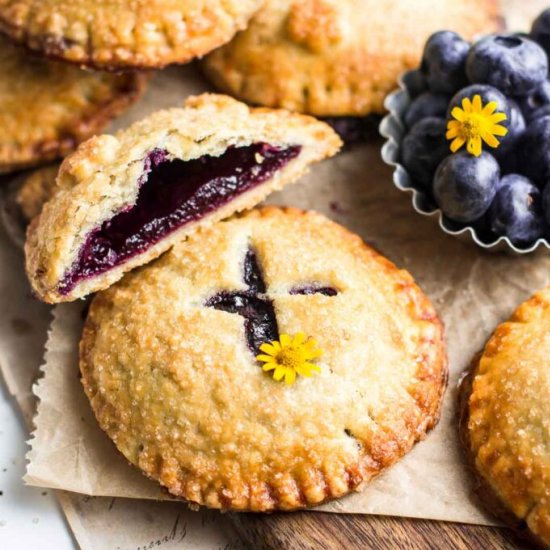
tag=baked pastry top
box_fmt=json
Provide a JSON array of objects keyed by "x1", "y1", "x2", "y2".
[
  {"x1": 202, "y1": 0, "x2": 502, "y2": 116},
  {"x1": 25, "y1": 94, "x2": 341, "y2": 304},
  {"x1": 0, "y1": 37, "x2": 146, "y2": 174},
  {"x1": 0, "y1": 0, "x2": 262, "y2": 70},
  {"x1": 464, "y1": 287, "x2": 550, "y2": 547},
  {"x1": 80, "y1": 206, "x2": 447, "y2": 512}
]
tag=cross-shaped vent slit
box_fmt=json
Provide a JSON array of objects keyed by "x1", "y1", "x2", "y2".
[{"x1": 205, "y1": 247, "x2": 338, "y2": 355}]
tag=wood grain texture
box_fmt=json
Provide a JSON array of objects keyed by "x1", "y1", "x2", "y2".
[{"x1": 231, "y1": 512, "x2": 534, "y2": 550}]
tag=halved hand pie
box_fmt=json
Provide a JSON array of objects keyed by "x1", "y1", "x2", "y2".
[
  {"x1": 0, "y1": 36, "x2": 146, "y2": 174},
  {"x1": 25, "y1": 94, "x2": 341, "y2": 303},
  {"x1": 80, "y1": 207, "x2": 447, "y2": 512}
]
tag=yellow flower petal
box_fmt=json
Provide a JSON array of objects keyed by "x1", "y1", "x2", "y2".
[
  {"x1": 482, "y1": 101, "x2": 497, "y2": 116},
  {"x1": 491, "y1": 125, "x2": 508, "y2": 137},
  {"x1": 259, "y1": 343, "x2": 277, "y2": 356},
  {"x1": 461, "y1": 97, "x2": 472, "y2": 113},
  {"x1": 481, "y1": 132, "x2": 500, "y2": 148},
  {"x1": 472, "y1": 94, "x2": 482, "y2": 112},
  {"x1": 295, "y1": 364, "x2": 313, "y2": 377},
  {"x1": 447, "y1": 120, "x2": 460, "y2": 131},
  {"x1": 279, "y1": 334, "x2": 291, "y2": 347},
  {"x1": 446, "y1": 127, "x2": 459, "y2": 139},
  {"x1": 450, "y1": 137, "x2": 465, "y2": 153},
  {"x1": 256, "y1": 354, "x2": 275, "y2": 363},
  {"x1": 262, "y1": 362, "x2": 277, "y2": 372},
  {"x1": 488, "y1": 112, "x2": 507, "y2": 124},
  {"x1": 273, "y1": 366, "x2": 286, "y2": 381},
  {"x1": 284, "y1": 368, "x2": 296, "y2": 385},
  {"x1": 293, "y1": 332, "x2": 306, "y2": 346},
  {"x1": 467, "y1": 135, "x2": 482, "y2": 157},
  {"x1": 451, "y1": 106, "x2": 466, "y2": 122}
]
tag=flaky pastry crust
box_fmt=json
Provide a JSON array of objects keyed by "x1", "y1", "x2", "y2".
[
  {"x1": 202, "y1": 0, "x2": 502, "y2": 116},
  {"x1": 80, "y1": 206, "x2": 447, "y2": 512},
  {"x1": 0, "y1": 37, "x2": 146, "y2": 173},
  {"x1": 463, "y1": 287, "x2": 550, "y2": 548},
  {"x1": 25, "y1": 94, "x2": 341, "y2": 304},
  {"x1": 0, "y1": 0, "x2": 262, "y2": 70}
]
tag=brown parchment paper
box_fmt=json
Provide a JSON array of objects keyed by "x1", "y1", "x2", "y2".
[
  {"x1": 0, "y1": 66, "x2": 243, "y2": 550},
  {"x1": 0, "y1": 0, "x2": 545, "y2": 546}
]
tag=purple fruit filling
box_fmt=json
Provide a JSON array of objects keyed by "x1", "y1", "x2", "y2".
[
  {"x1": 206, "y1": 249, "x2": 338, "y2": 355},
  {"x1": 289, "y1": 285, "x2": 337, "y2": 296},
  {"x1": 58, "y1": 143, "x2": 301, "y2": 295}
]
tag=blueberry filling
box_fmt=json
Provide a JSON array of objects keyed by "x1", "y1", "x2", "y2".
[
  {"x1": 205, "y1": 249, "x2": 277, "y2": 355},
  {"x1": 206, "y1": 248, "x2": 338, "y2": 355},
  {"x1": 206, "y1": 292, "x2": 279, "y2": 355},
  {"x1": 289, "y1": 285, "x2": 337, "y2": 296},
  {"x1": 58, "y1": 143, "x2": 301, "y2": 294}
]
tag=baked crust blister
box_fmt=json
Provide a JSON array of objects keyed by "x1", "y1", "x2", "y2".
[
  {"x1": 25, "y1": 93, "x2": 342, "y2": 304},
  {"x1": 0, "y1": 0, "x2": 263, "y2": 70},
  {"x1": 0, "y1": 36, "x2": 146, "y2": 174},
  {"x1": 462, "y1": 288, "x2": 550, "y2": 548},
  {"x1": 202, "y1": 0, "x2": 502, "y2": 117},
  {"x1": 79, "y1": 206, "x2": 447, "y2": 512}
]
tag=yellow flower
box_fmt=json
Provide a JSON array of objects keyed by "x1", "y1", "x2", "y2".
[
  {"x1": 256, "y1": 333, "x2": 322, "y2": 385},
  {"x1": 446, "y1": 94, "x2": 508, "y2": 157}
]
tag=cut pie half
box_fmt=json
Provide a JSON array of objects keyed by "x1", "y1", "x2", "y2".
[{"x1": 25, "y1": 94, "x2": 341, "y2": 303}]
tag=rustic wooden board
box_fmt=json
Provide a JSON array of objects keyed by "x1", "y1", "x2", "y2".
[{"x1": 231, "y1": 512, "x2": 532, "y2": 550}]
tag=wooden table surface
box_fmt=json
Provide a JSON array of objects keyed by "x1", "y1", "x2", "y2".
[{"x1": 231, "y1": 512, "x2": 533, "y2": 549}]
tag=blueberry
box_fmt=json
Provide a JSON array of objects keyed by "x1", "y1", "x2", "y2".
[
  {"x1": 492, "y1": 99, "x2": 525, "y2": 173},
  {"x1": 433, "y1": 152, "x2": 499, "y2": 222},
  {"x1": 517, "y1": 80, "x2": 550, "y2": 122},
  {"x1": 531, "y1": 104, "x2": 550, "y2": 120},
  {"x1": 466, "y1": 35, "x2": 548, "y2": 96},
  {"x1": 531, "y1": 9, "x2": 550, "y2": 59},
  {"x1": 421, "y1": 31, "x2": 469, "y2": 94},
  {"x1": 542, "y1": 182, "x2": 550, "y2": 225},
  {"x1": 488, "y1": 174, "x2": 543, "y2": 243},
  {"x1": 402, "y1": 69, "x2": 427, "y2": 98},
  {"x1": 400, "y1": 117, "x2": 448, "y2": 188},
  {"x1": 448, "y1": 84, "x2": 511, "y2": 128},
  {"x1": 404, "y1": 92, "x2": 449, "y2": 128},
  {"x1": 517, "y1": 115, "x2": 550, "y2": 185}
]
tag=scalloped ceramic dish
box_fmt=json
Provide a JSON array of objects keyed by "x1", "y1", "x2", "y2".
[{"x1": 379, "y1": 71, "x2": 550, "y2": 255}]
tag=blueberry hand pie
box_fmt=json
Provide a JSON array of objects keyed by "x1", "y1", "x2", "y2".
[
  {"x1": 462, "y1": 287, "x2": 550, "y2": 547},
  {"x1": 0, "y1": 36, "x2": 145, "y2": 174},
  {"x1": 202, "y1": 0, "x2": 501, "y2": 118},
  {"x1": 0, "y1": 0, "x2": 262, "y2": 70},
  {"x1": 80, "y1": 207, "x2": 447, "y2": 512},
  {"x1": 25, "y1": 94, "x2": 341, "y2": 303}
]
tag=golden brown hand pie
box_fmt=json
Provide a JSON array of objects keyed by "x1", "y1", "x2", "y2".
[
  {"x1": 25, "y1": 94, "x2": 341, "y2": 303},
  {"x1": 462, "y1": 287, "x2": 550, "y2": 547},
  {"x1": 16, "y1": 165, "x2": 59, "y2": 222},
  {"x1": 0, "y1": 37, "x2": 146, "y2": 174},
  {"x1": 0, "y1": 0, "x2": 263, "y2": 70},
  {"x1": 80, "y1": 206, "x2": 447, "y2": 512},
  {"x1": 202, "y1": 0, "x2": 502, "y2": 117}
]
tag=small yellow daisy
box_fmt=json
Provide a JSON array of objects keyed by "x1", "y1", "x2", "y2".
[
  {"x1": 446, "y1": 94, "x2": 508, "y2": 157},
  {"x1": 256, "y1": 332, "x2": 322, "y2": 385}
]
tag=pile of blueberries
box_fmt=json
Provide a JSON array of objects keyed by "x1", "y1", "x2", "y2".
[{"x1": 399, "y1": 8, "x2": 550, "y2": 248}]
